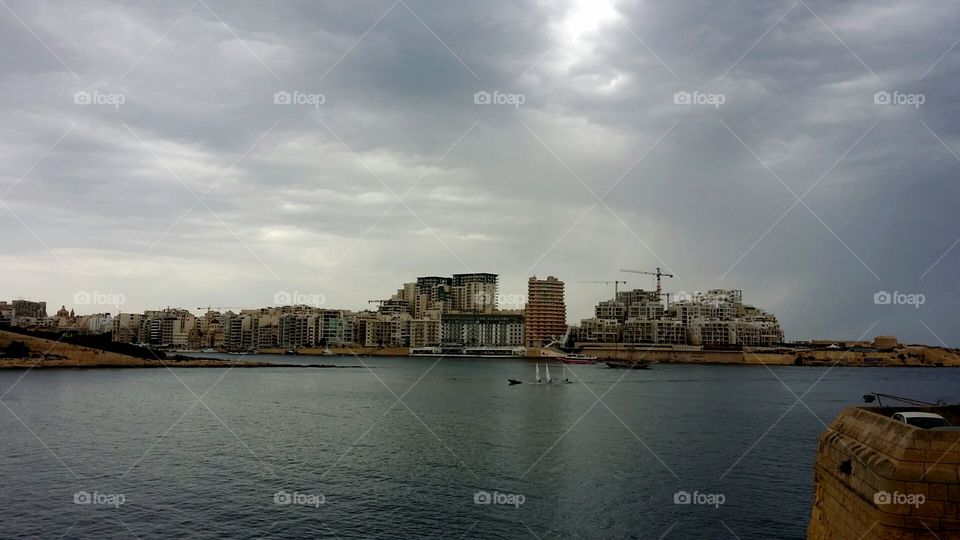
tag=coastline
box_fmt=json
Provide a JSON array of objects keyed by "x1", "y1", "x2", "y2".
[
  {"x1": 5, "y1": 330, "x2": 958, "y2": 369},
  {"x1": 0, "y1": 331, "x2": 365, "y2": 369}
]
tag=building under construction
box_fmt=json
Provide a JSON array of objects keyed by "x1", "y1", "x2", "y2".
[{"x1": 576, "y1": 288, "x2": 784, "y2": 348}]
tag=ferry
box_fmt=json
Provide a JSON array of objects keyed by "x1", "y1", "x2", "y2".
[{"x1": 556, "y1": 353, "x2": 597, "y2": 364}]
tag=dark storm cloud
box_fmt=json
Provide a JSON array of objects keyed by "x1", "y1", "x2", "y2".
[{"x1": 1, "y1": 0, "x2": 959, "y2": 344}]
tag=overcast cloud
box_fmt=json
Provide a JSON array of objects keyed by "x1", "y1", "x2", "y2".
[{"x1": 1, "y1": 0, "x2": 959, "y2": 344}]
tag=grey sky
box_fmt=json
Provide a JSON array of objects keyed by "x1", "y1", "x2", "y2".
[{"x1": 1, "y1": 0, "x2": 958, "y2": 344}]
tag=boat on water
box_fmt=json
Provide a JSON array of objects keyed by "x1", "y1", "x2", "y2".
[
  {"x1": 555, "y1": 353, "x2": 597, "y2": 364},
  {"x1": 559, "y1": 362, "x2": 572, "y2": 383},
  {"x1": 508, "y1": 362, "x2": 572, "y2": 385},
  {"x1": 600, "y1": 360, "x2": 652, "y2": 369}
]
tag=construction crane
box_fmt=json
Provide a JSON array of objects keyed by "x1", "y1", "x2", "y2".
[
  {"x1": 620, "y1": 267, "x2": 674, "y2": 297},
  {"x1": 579, "y1": 280, "x2": 627, "y2": 297},
  {"x1": 197, "y1": 306, "x2": 245, "y2": 312}
]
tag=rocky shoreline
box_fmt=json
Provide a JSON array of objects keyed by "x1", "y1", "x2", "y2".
[
  {"x1": 0, "y1": 360, "x2": 366, "y2": 369},
  {"x1": 0, "y1": 331, "x2": 366, "y2": 369}
]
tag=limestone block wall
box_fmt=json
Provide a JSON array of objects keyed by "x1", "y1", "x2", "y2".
[{"x1": 808, "y1": 406, "x2": 960, "y2": 539}]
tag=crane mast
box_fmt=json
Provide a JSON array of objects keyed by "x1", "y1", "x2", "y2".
[{"x1": 619, "y1": 267, "x2": 675, "y2": 297}]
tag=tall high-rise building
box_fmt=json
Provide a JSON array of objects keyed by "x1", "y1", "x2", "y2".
[
  {"x1": 451, "y1": 273, "x2": 498, "y2": 313},
  {"x1": 414, "y1": 276, "x2": 452, "y2": 317},
  {"x1": 524, "y1": 276, "x2": 566, "y2": 347}
]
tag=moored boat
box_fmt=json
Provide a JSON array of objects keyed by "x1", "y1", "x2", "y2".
[{"x1": 600, "y1": 360, "x2": 651, "y2": 369}]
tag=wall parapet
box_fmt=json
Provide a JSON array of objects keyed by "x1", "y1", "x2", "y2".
[{"x1": 809, "y1": 405, "x2": 960, "y2": 538}]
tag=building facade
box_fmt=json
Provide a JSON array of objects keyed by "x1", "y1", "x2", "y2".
[
  {"x1": 577, "y1": 288, "x2": 784, "y2": 348},
  {"x1": 441, "y1": 312, "x2": 524, "y2": 347},
  {"x1": 524, "y1": 276, "x2": 566, "y2": 347}
]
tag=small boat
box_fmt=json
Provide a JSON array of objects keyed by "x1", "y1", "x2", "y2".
[
  {"x1": 508, "y1": 379, "x2": 523, "y2": 385},
  {"x1": 556, "y1": 353, "x2": 597, "y2": 364},
  {"x1": 601, "y1": 360, "x2": 651, "y2": 370}
]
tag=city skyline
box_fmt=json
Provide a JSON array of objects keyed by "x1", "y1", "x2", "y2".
[
  {"x1": 2, "y1": 1, "x2": 959, "y2": 346},
  {"x1": 3, "y1": 271, "x2": 791, "y2": 352},
  {"x1": 0, "y1": 268, "x2": 937, "y2": 344}
]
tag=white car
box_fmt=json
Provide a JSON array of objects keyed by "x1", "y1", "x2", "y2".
[{"x1": 891, "y1": 411, "x2": 951, "y2": 429}]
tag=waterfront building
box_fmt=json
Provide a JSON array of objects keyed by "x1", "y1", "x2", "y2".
[
  {"x1": 409, "y1": 318, "x2": 442, "y2": 347},
  {"x1": 578, "y1": 288, "x2": 783, "y2": 348},
  {"x1": 441, "y1": 312, "x2": 523, "y2": 347},
  {"x1": 524, "y1": 276, "x2": 567, "y2": 347},
  {"x1": 357, "y1": 313, "x2": 408, "y2": 347},
  {"x1": 322, "y1": 312, "x2": 353, "y2": 346},
  {"x1": 279, "y1": 314, "x2": 310, "y2": 348}
]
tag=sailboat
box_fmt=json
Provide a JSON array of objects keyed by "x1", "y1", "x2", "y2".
[
  {"x1": 545, "y1": 364, "x2": 552, "y2": 384},
  {"x1": 535, "y1": 363, "x2": 541, "y2": 383},
  {"x1": 561, "y1": 363, "x2": 572, "y2": 383}
]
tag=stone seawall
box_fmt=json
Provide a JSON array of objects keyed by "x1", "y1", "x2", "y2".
[
  {"x1": 808, "y1": 406, "x2": 960, "y2": 539},
  {"x1": 575, "y1": 345, "x2": 960, "y2": 367}
]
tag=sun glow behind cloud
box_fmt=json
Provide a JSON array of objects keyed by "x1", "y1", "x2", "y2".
[
  {"x1": 542, "y1": 0, "x2": 622, "y2": 83},
  {"x1": 560, "y1": 0, "x2": 620, "y2": 40}
]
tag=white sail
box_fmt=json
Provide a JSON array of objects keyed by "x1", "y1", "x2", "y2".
[
  {"x1": 546, "y1": 364, "x2": 552, "y2": 383},
  {"x1": 535, "y1": 363, "x2": 541, "y2": 383}
]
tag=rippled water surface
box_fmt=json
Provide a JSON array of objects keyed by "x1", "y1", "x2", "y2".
[{"x1": 1, "y1": 357, "x2": 957, "y2": 539}]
